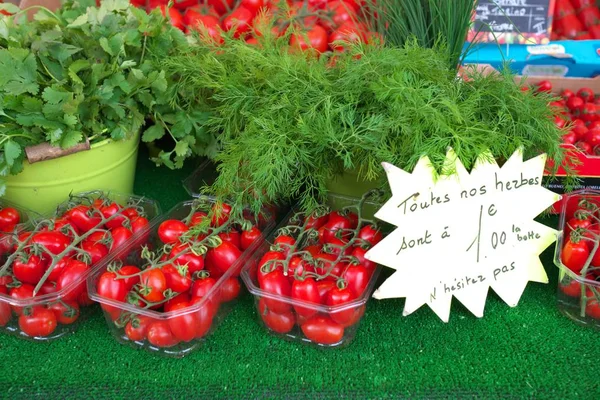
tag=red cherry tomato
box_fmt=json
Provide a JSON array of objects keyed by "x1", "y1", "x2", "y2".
[
  {"x1": 562, "y1": 131, "x2": 577, "y2": 145},
  {"x1": 147, "y1": 321, "x2": 179, "y2": 348},
  {"x1": 534, "y1": 80, "x2": 552, "y2": 93},
  {"x1": 99, "y1": 202, "x2": 125, "y2": 230},
  {"x1": 125, "y1": 315, "x2": 154, "y2": 342},
  {"x1": 167, "y1": 301, "x2": 200, "y2": 342},
  {"x1": 218, "y1": 231, "x2": 242, "y2": 249},
  {"x1": 189, "y1": 211, "x2": 209, "y2": 227},
  {"x1": 274, "y1": 234, "x2": 296, "y2": 255},
  {"x1": 56, "y1": 260, "x2": 90, "y2": 301},
  {"x1": 186, "y1": 12, "x2": 223, "y2": 44},
  {"x1": 561, "y1": 238, "x2": 591, "y2": 274},
  {"x1": 576, "y1": 141, "x2": 593, "y2": 154},
  {"x1": 10, "y1": 284, "x2": 35, "y2": 315},
  {"x1": 205, "y1": 241, "x2": 242, "y2": 276},
  {"x1": 140, "y1": 268, "x2": 167, "y2": 303},
  {"x1": 210, "y1": 203, "x2": 232, "y2": 227},
  {"x1": 342, "y1": 264, "x2": 369, "y2": 297},
  {"x1": 286, "y1": 256, "x2": 315, "y2": 281},
  {"x1": 291, "y1": 278, "x2": 320, "y2": 318},
  {"x1": 260, "y1": 269, "x2": 292, "y2": 313},
  {"x1": 49, "y1": 300, "x2": 80, "y2": 325},
  {"x1": 220, "y1": 277, "x2": 241, "y2": 302},
  {"x1": 30, "y1": 231, "x2": 71, "y2": 256},
  {"x1": 191, "y1": 296, "x2": 217, "y2": 338},
  {"x1": 326, "y1": 286, "x2": 356, "y2": 325},
  {"x1": 0, "y1": 207, "x2": 20, "y2": 231},
  {"x1": 257, "y1": 250, "x2": 285, "y2": 286},
  {"x1": 208, "y1": 0, "x2": 235, "y2": 15},
  {"x1": 64, "y1": 205, "x2": 102, "y2": 233},
  {"x1": 358, "y1": 225, "x2": 382, "y2": 246},
  {"x1": 316, "y1": 280, "x2": 336, "y2": 302},
  {"x1": 305, "y1": 214, "x2": 328, "y2": 230},
  {"x1": 241, "y1": 226, "x2": 262, "y2": 250},
  {"x1": 80, "y1": 239, "x2": 109, "y2": 265},
  {"x1": 586, "y1": 298, "x2": 600, "y2": 319},
  {"x1": 96, "y1": 271, "x2": 128, "y2": 315},
  {"x1": 110, "y1": 226, "x2": 133, "y2": 252},
  {"x1": 172, "y1": 0, "x2": 197, "y2": 10},
  {"x1": 169, "y1": 242, "x2": 205, "y2": 274},
  {"x1": 117, "y1": 265, "x2": 141, "y2": 290},
  {"x1": 258, "y1": 298, "x2": 295, "y2": 334},
  {"x1": 290, "y1": 24, "x2": 329, "y2": 54},
  {"x1": 577, "y1": 87, "x2": 595, "y2": 102},
  {"x1": 162, "y1": 264, "x2": 192, "y2": 293},
  {"x1": 190, "y1": 276, "x2": 218, "y2": 300},
  {"x1": 0, "y1": 288, "x2": 11, "y2": 326},
  {"x1": 12, "y1": 254, "x2": 46, "y2": 285},
  {"x1": 301, "y1": 315, "x2": 344, "y2": 345},
  {"x1": 321, "y1": 1, "x2": 360, "y2": 31},
  {"x1": 241, "y1": 0, "x2": 265, "y2": 15},
  {"x1": 158, "y1": 219, "x2": 189, "y2": 244},
  {"x1": 567, "y1": 96, "x2": 585, "y2": 111},
  {"x1": 19, "y1": 307, "x2": 57, "y2": 337}
]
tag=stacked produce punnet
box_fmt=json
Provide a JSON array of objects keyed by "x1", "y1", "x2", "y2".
[
  {"x1": 88, "y1": 198, "x2": 274, "y2": 357},
  {"x1": 0, "y1": 191, "x2": 160, "y2": 340},
  {"x1": 552, "y1": 0, "x2": 600, "y2": 40}
]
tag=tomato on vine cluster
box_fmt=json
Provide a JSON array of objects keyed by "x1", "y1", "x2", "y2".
[
  {"x1": 0, "y1": 194, "x2": 151, "y2": 338},
  {"x1": 114, "y1": 0, "x2": 380, "y2": 54},
  {"x1": 252, "y1": 198, "x2": 381, "y2": 346},
  {"x1": 0, "y1": 205, "x2": 22, "y2": 257},
  {"x1": 528, "y1": 80, "x2": 600, "y2": 156},
  {"x1": 95, "y1": 201, "x2": 264, "y2": 349},
  {"x1": 558, "y1": 195, "x2": 600, "y2": 320}
]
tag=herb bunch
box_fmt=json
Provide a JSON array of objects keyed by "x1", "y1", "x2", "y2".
[
  {"x1": 0, "y1": 0, "x2": 211, "y2": 195},
  {"x1": 163, "y1": 35, "x2": 568, "y2": 216}
]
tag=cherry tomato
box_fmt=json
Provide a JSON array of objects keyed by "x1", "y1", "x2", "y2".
[
  {"x1": 326, "y1": 286, "x2": 356, "y2": 325},
  {"x1": 78, "y1": 291, "x2": 94, "y2": 307},
  {"x1": 328, "y1": 22, "x2": 366, "y2": 52},
  {"x1": 567, "y1": 96, "x2": 585, "y2": 111},
  {"x1": 576, "y1": 141, "x2": 593, "y2": 154},
  {"x1": 173, "y1": 0, "x2": 197, "y2": 11},
  {"x1": 290, "y1": 24, "x2": 329, "y2": 54},
  {"x1": 45, "y1": 257, "x2": 70, "y2": 283},
  {"x1": 140, "y1": 269, "x2": 167, "y2": 303},
  {"x1": 19, "y1": 307, "x2": 57, "y2": 337},
  {"x1": 220, "y1": 277, "x2": 241, "y2": 302},
  {"x1": 241, "y1": 226, "x2": 262, "y2": 250},
  {"x1": 315, "y1": 252, "x2": 345, "y2": 280},
  {"x1": 208, "y1": 0, "x2": 234, "y2": 15},
  {"x1": 110, "y1": 226, "x2": 133, "y2": 252},
  {"x1": 274, "y1": 235, "x2": 296, "y2": 255},
  {"x1": 191, "y1": 296, "x2": 217, "y2": 338},
  {"x1": 565, "y1": 213, "x2": 593, "y2": 242},
  {"x1": 210, "y1": 203, "x2": 232, "y2": 227},
  {"x1": 39, "y1": 282, "x2": 58, "y2": 296},
  {"x1": 130, "y1": 216, "x2": 150, "y2": 234},
  {"x1": 125, "y1": 315, "x2": 154, "y2": 342},
  {"x1": 10, "y1": 284, "x2": 35, "y2": 315},
  {"x1": 167, "y1": 301, "x2": 199, "y2": 342},
  {"x1": 147, "y1": 321, "x2": 179, "y2": 348},
  {"x1": 577, "y1": 87, "x2": 595, "y2": 102},
  {"x1": 358, "y1": 225, "x2": 382, "y2": 246},
  {"x1": 164, "y1": 292, "x2": 191, "y2": 311},
  {"x1": 158, "y1": 219, "x2": 189, "y2": 244},
  {"x1": 562, "y1": 131, "x2": 577, "y2": 145},
  {"x1": 186, "y1": 12, "x2": 223, "y2": 44},
  {"x1": 586, "y1": 298, "x2": 600, "y2": 319},
  {"x1": 169, "y1": 242, "x2": 205, "y2": 274},
  {"x1": 31, "y1": 231, "x2": 71, "y2": 256},
  {"x1": 99, "y1": 202, "x2": 124, "y2": 230},
  {"x1": 534, "y1": 80, "x2": 552, "y2": 93},
  {"x1": 320, "y1": 213, "x2": 352, "y2": 243},
  {"x1": 117, "y1": 265, "x2": 141, "y2": 290},
  {"x1": 562, "y1": 238, "x2": 591, "y2": 273},
  {"x1": 189, "y1": 211, "x2": 209, "y2": 227},
  {"x1": 163, "y1": 264, "x2": 192, "y2": 293},
  {"x1": 350, "y1": 247, "x2": 377, "y2": 275},
  {"x1": 325, "y1": 236, "x2": 352, "y2": 256},
  {"x1": 561, "y1": 89, "x2": 576, "y2": 101},
  {"x1": 321, "y1": 1, "x2": 360, "y2": 31},
  {"x1": 585, "y1": 128, "x2": 600, "y2": 150},
  {"x1": 286, "y1": 256, "x2": 315, "y2": 281},
  {"x1": 64, "y1": 205, "x2": 102, "y2": 233},
  {"x1": 304, "y1": 245, "x2": 321, "y2": 258},
  {"x1": 218, "y1": 231, "x2": 242, "y2": 249},
  {"x1": 301, "y1": 315, "x2": 344, "y2": 345},
  {"x1": 316, "y1": 280, "x2": 336, "y2": 302},
  {"x1": 96, "y1": 271, "x2": 128, "y2": 315},
  {"x1": 205, "y1": 241, "x2": 242, "y2": 276},
  {"x1": 241, "y1": 0, "x2": 265, "y2": 15},
  {"x1": 12, "y1": 254, "x2": 46, "y2": 285},
  {"x1": 190, "y1": 276, "x2": 218, "y2": 300},
  {"x1": 80, "y1": 239, "x2": 109, "y2": 265},
  {"x1": 49, "y1": 300, "x2": 80, "y2": 325},
  {"x1": 56, "y1": 260, "x2": 90, "y2": 301},
  {"x1": 305, "y1": 214, "x2": 328, "y2": 230},
  {"x1": 342, "y1": 264, "x2": 369, "y2": 297},
  {"x1": 0, "y1": 286, "x2": 12, "y2": 326},
  {"x1": 577, "y1": 102, "x2": 597, "y2": 123},
  {"x1": 258, "y1": 298, "x2": 295, "y2": 334},
  {"x1": 0, "y1": 207, "x2": 20, "y2": 231},
  {"x1": 291, "y1": 278, "x2": 320, "y2": 317},
  {"x1": 257, "y1": 250, "x2": 285, "y2": 285},
  {"x1": 260, "y1": 269, "x2": 292, "y2": 313}
]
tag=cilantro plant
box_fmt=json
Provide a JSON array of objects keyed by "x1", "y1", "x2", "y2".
[{"x1": 0, "y1": 0, "x2": 212, "y2": 195}]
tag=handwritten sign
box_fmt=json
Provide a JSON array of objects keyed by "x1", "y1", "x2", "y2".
[
  {"x1": 469, "y1": 0, "x2": 556, "y2": 44},
  {"x1": 364, "y1": 148, "x2": 560, "y2": 322}
]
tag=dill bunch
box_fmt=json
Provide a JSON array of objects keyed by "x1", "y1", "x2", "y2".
[{"x1": 162, "y1": 36, "x2": 567, "y2": 216}]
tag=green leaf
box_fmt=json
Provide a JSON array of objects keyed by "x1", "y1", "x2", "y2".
[
  {"x1": 151, "y1": 71, "x2": 168, "y2": 93},
  {"x1": 22, "y1": 97, "x2": 43, "y2": 112},
  {"x1": 63, "y1": 114, "x2": 78, "y2": 127},
  {"x1": 111, "y1": 126, "x2": 126, "y2": 140},
  {"x1": 67, "y1": 14, "x2": 89, "y2": 28},
  {"x1": 69, "y1": 60, "x2": 91, "y2": 74},
  {"x1": 60, "y1": 130, "x2": 83, "y2": 149},
  {"x1": 48, "y1": 128, "x2": 63, "y2": 144},
  {"x1": 99, "y1": 37, "x2": 114, "y2": 56},
  {"x1": 0, "y1": 179, "x2": 6, "y2": 197},
  {"x1": 4, "y1": 140, "x2": 21, "y2": 166},
  {"x1": 174, "y1": 140, "x2": 189, "y2": 157},
  {"x1": 120, "y1": 60, "x2": 137, "y2": 69},
  {"x1": 141, "y1": 124, "x2": 165, "y2": 143},
  {"x1": 42, "y1": 87, "x2": 72, "y2": 105}
]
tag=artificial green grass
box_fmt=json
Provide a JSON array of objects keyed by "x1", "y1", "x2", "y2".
[{"x1": 0, "y1": 145, "x2": 598, "y2": 399}]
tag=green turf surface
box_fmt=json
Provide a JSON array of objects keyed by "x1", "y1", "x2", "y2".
[{"x1": 1, "y1": 145, "x2": 598, "y2": 400}]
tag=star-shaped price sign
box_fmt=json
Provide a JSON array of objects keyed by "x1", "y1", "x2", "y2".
[{"x1": 365, "y1": 148, "x2": 560, "y2": 322}]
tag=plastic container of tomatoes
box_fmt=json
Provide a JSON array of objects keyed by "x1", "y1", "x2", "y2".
[
  {"x1": 88, "y1": 197, "x2": 274, "y2": 357},
  {"x1": 0, "y1": 191, "x2": 160, "y2": 341},
  {"x1": 182, "y1": 158, "x2": 219, "y2": 199},
  {"x1": 554, "y1": 189, "x2": 600, "y2": 328},
  {"x1": 241, "y1": 192, "x2": 384, "y2": 348},
  {"x1": 0, "y1": 199, "x2": 42, "y2": 253}
]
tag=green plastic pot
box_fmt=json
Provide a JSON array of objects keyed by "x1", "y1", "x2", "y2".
[
  {"x1": 324, "y1": 169, "x2": 384, "y2": 219},
  {"x1": 4, "y1": 131, "x2": 140, "y2": 214}
]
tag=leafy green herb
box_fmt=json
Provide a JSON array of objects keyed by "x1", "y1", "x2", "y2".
[
  {"x1": 163, "y1": 36, "x2": 569, "y2": 217},
  {"x1": 0, "y1": 0, "x2": 208, "y2": 194}
]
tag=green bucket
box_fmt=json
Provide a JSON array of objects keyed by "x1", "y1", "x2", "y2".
[
  {"x1": 324, "y1": 169, "x2": 385, "y2": 219},
  {"x1": 4, "y1": 131, "x2": 140, "y2": 214}
]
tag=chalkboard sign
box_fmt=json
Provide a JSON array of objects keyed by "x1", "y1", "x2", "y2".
[{"x1": 470, "y1": 0, "x2": 556, "y2": 44}]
